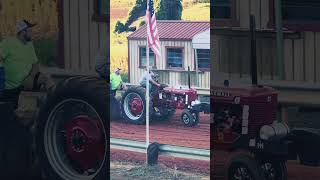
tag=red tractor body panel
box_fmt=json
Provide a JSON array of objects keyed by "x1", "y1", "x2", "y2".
[
  {"x1": 212, "y1": 85, "x2": 278, "y2": 150},
  {"x1": 163, "y1": 87, "x2": 198, "y2": 102},
  {"x1": 161, "y1": 87, "x2": 198, "y2": 110}
]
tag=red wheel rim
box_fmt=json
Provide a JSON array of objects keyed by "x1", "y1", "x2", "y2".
[
  {"x1": 129, "y1": 97, "x2": 143, "y2": 116},
  {"x1": 64, "y1": 115, "x2": 105, "y2": 172}
]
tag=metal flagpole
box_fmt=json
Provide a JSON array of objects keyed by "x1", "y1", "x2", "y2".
[{"x1": 146, "y1": 0, "x2": 150, "y2": 162}]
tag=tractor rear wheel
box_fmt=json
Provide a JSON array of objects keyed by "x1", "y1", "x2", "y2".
[
  {"x1": 226, "y1": 155, "x2": 266, "y2": 180},
  {"x1": 110, "y1": 94, "x2": 121, "y2": 120},
  {"x1": 121, "y1": 86, "x2": 153, "y2": 125},
  {"x1": 36, "y1": 76, "x2": 108, "y2": 180},
  {"x1": 0, "y1": 102, "x2": 31, "y2": 179}
]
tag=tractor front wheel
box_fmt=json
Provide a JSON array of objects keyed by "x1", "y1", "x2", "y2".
[
  {"x1": 260, "y1": 160, "x2": 287, "y2": 180},
  {"x1": 181, "y1": 109, "x2": 198, "y2": 127},
  {"x1": 226, "y1": 155, "x2": 266, "y2": 180}
]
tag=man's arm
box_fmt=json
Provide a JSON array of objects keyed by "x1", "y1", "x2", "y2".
[
  {"x1": 36, "y1": 64, "x2": 55, "y2": 89},
  {"x1": 149, "y1": 77, "x2": 160, "y2": 87}
]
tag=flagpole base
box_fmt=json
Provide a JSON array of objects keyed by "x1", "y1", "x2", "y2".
[{"x1": 147, "y1": 142, "x2": 160, "y2": 166}]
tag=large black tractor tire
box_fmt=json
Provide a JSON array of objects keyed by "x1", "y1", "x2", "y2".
[
  {"x1": 159, "y1": 109, "x2": 176, "y2": 121},
  {"x1": 121, "y1": 86, "x2": 153, "y2": 125},
  {"x1": 260, "y1": 160, "x2": 287, "y2": 180},
  {"x1": 35, "y1": 76, "x2": 108, "y2": 180},
  {"x1": 226, "y1": 155, "x2": 266, "y2": 180},
  {"x1": 110, "y1": 94, "x2": 121, "y2": 120},
  {"x1": 0, "y1": 102, "x2": 32, "y2": 179}
]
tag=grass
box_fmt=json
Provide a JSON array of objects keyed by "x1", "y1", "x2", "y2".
[
  {"x1": 110, "y1": 0, "x2": 210, "y2": 74},
  {"x1": 182, "y1": 3, "x2": 210, "y2": 20},
  {"x1": 111, "y1": 161, "x2": 209, "y2": 180}
]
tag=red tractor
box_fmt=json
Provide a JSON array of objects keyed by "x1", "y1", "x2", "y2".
[
  {"x1": 212, "y1": 15, "x2": 320, "y2": 180},
  {"x1": 120, "y1": 70, "x2": 210, "y2": 126}
]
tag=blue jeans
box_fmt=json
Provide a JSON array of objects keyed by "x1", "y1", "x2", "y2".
[{"x1": 140, "y1": 81, "x2": 157, "y2": 96}]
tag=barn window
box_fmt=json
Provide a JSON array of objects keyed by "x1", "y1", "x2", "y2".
[
  {"x1": 282, "y1": 0, "x2": 320, "y2": 22},
  {"x1": 212, "y1": 0, "x2": 231, "y2": 19},
  {"x1": 196, "y1": 49, "x2": 210, "y2": 71},
  {"x1": 139, "y1": 47, "x2": 155, "y2": 68},
  {"x1": 93, "y1": 0, "x2": 109, "y2": 22},
  {"x1": 211, "y1": 0, "x2": 238, "y2": 26},
  {"x1": 269, "y1": 0, "x2": 320, "y2": 31},
  {"x1": 167, "y1": 48, "x2": 183, "y2": 69}
]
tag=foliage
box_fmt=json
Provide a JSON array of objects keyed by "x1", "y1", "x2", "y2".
[
  {"x1": 114, "y1": 21, "x2": 127, "y2": 33},
  {"x1": 114, "y1": 0, "x2": 183, "y2": 33},
  {"x1": 121, "y1": 72, "x2": 129, "y2": 82},
  {"x1": 155, "y1": 0, "x2": 183, "y2": 20},
  {"x1": 139, "y1": 21, "x2": 146, "y2": 27}
]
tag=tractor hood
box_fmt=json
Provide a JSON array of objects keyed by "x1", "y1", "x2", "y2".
[
  {"x1": 211, "y1": 85, "x2": 278, "y2": 102},
  {"x1": 163, "y1": 86, "x2": 197, "y2": 96}
]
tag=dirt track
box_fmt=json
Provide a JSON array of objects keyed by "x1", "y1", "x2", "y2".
[
  {"x1": 111, "y1": 111, "x2": 320, "y2": 179},
  {"x1": 111, "y1": 110, "x2": 210, "y2": 149}
]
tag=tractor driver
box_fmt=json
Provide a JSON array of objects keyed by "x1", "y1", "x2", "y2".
[
  {"x1": 0, "y1": 20, "x2": 54, "y2": 108},
  {"x1": 139, "y1": 68, "x2": 160, "y2": 96}
]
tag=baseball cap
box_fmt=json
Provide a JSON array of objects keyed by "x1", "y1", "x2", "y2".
[
  {"x1": 16, "y1": 20, "x2": 36, "y2": 33},
  {"x1": 115, "y1": 68, "x2": 121, "y2": 72}
]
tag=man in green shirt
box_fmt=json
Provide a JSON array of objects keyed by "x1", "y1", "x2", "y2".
[
  {"x1": 110, "y1": 68, "x2": 126, "y2": 96},
  {"x1": 0, "y1": 20, "x2": 54, "y2": 108}
]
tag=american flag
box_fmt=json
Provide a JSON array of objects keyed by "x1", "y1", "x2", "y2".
[{"x1": 145, "y1": 0, "x2": 161, "y2": 57}]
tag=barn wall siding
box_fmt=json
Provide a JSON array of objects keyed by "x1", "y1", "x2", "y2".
[
  {"x1": 0, "y1": 0, "x2": 58, "y2": 38},
  {"x1": 214, "y1": 1, "x2": 320, "y2": 84},
  {"x1": 63, "y1": 0, "x2": 108, "y2": 72},
  {"x1": 129, "y1": 39, "x2": 210, "y2": 89}
]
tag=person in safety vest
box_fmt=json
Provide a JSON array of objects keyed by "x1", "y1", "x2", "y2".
[
  {"x1": 0, "y1": 19, "x2": 54, "y2": 108},
  {"x1": 110, "y1": 68, "x2": 126, "y2": 96}
]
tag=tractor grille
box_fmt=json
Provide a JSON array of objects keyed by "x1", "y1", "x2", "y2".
[{"x1": 248, "y1": 102, "x2": 276, "y2": 138}]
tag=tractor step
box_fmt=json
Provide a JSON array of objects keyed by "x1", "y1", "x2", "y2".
[{"x1": 16, "y1": 91, "x2": 46, "y2": 126}]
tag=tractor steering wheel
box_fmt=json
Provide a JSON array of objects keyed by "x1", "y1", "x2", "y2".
[{"x1": 159, "y1": 84, "x2": 168, "y2": 90}]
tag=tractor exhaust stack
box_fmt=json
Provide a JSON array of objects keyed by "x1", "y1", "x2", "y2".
[
  {"x1": 188, "y1": 66, "x2": 191, "y2": 89},
  {"x1": 250, "y1": 15, "x2": 258, "y2": 86}
]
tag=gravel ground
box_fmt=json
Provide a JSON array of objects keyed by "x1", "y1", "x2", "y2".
[{"x1": 110, "y1": 161, "x2": 210, "y2": 180}]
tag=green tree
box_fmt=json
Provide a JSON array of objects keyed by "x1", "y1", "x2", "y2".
[
  {"x1": 156, "y1": 0, "x2": 182, "y2": 20},
  {"x1": 115, "y1": 0, "x2": 183, "y2": 33}
]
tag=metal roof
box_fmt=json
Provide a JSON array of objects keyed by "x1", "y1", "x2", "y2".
[{"x1": 127, "y1": 20, "x2": 210, "y2": 41}]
